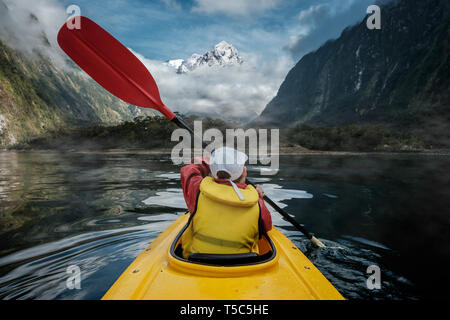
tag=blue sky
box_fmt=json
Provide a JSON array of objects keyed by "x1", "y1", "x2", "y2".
[
  {"x1": 1, "y1": 0, "x2": 379, "y2": 118},
  {"x1": 52, "y1": 0, "x2": 378, "y2": 117},
  {"x1": 59, "y1": 0, "x2": 376, "y2": 62}
]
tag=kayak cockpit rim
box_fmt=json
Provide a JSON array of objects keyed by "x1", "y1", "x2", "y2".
[
  {"x1": 168, "y1": 212, "x2": 278, "y2": 270},
  {"x1": 102, "y1": 213, "x2": 345, "y2": 299}
]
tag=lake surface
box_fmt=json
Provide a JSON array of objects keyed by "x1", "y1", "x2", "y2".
[{"x1": 0, "y1": 150, "x2": 449, "y2": 300}]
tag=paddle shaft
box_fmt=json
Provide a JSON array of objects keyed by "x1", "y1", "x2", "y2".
[
  {"x1": 249, "y1": 184, "x2": 313, "y2": 239},
  {"x1": 56, "y1": 17, "x2": 324, "y2": 247},
  {"x1": 171, "y1": 114, "x2": 324, "y2": 245}
]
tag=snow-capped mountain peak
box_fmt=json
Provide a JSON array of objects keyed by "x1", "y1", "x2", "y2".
[
  {"x1": 167, "y1": 41, "x2": 243, "y2": 73},
  {"x1": 211, "y1": 41, "x2": 242, "y2": 65},
  {"x1": 165, "y1": 59, "x2": 184, "y2": 69}
]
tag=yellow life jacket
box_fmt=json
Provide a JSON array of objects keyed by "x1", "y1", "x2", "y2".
[{"x1": 181, "y1": 176, "x2": 261, "y2": 258}]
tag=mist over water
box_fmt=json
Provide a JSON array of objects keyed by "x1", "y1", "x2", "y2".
[{"x1": 0, "y1": 150, "x2": 449, "y2": 299}]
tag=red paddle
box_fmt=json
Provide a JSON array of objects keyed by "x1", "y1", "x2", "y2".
[
  {"x1": 57, "y1": 16, "x2": 325, "y2": 247},
  {"x1": 58, "y1": 16, "x2": 175, "y2": 120}
]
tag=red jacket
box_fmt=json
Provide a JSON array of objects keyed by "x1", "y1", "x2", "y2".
[{"x1": 180, "y1": 159, "x2": 272, "y2": 233}]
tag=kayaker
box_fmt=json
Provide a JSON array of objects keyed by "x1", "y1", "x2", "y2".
[{"x1": 180, "y1": 146, "x2": 272, "y2": 259}]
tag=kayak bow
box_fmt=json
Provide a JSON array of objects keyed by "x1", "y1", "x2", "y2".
[{"x1": 102, "y1": 213, "x2": 344, "y2": 300}]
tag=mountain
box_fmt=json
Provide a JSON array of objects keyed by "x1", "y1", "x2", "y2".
[
  {"x1": 256, "y1": 0, "x2": 450, "y2": 143},
  {"x1": 186, "y1": 108, "x2": 259, "y2": 125},
  {"x1": 165, "y1": 59, "x2": 184, "y2": 69},
  {"x1": 168, "y1": 41, "x2": 244, "y2": 73},
  {"x1": 0, "y1": 2, "x2": 153, "y2": 147}
]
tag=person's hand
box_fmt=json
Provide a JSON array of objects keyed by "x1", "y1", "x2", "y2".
[
  {"x1": 237, "y1": 167, "x2": 247, "y2": 184},
  {"x1": 191, "y1": 154, "x2": 210, "y2": 166},
  {"x1": 202, "y1": 153, "x2": 210, "y2": 166},
  {"x1": 255, "y1": 184, "x2": 265, "y2": 198}
]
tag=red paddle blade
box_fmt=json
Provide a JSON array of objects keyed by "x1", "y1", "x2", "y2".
[{"x1": 57, "y1": 16, "x2": 175, "y2": 120}]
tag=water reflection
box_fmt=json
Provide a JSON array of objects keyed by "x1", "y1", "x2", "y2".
[
  {"x1": 142, "y1": 189, "x2": 186, "y2": 209},
  {"x1": 0, "y1": 214, "x2": 178, "y2": 299},
  {"x1": 0, "y1": 151, "x2": 449, "y2": 299}
]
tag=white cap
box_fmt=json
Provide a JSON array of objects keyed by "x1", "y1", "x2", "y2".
[
  {"x1": 210, "y1": 147, "x2": 248, "y2": 181},
  {"x1": 210, "y1": 147, "x2": 248, "y2": 201}
]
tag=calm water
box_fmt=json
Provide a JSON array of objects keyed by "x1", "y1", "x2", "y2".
[{"x1": 0, "y1": 150, "x2": 449, "y2": 300}]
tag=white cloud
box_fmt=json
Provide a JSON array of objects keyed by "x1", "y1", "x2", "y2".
[
  {"x1": 192, "y1": 0, "x2": 282, "y2": 17},
  {"x1": 161, "y1": 0, "x2": 182, "y2": 10},
  {"x1": 0, "y1": 0, "x2": 294, "y2": 122},
  {"x1": 0, "y1": 0, "x2": 69, "y2": 67},
  {"x1": 130, "y1": 48, "x2": 293, "y2": 121},
  {"x1": 297, "y1": 4, "x2": 330, "y2": 27},
  {"x1": 286, "y1": 0, "x2": 377, "y2": 59}
]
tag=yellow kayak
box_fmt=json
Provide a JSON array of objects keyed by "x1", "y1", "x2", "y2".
[{"x1": 102, "y1": 213, "x2": 344, "y2": 300}]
